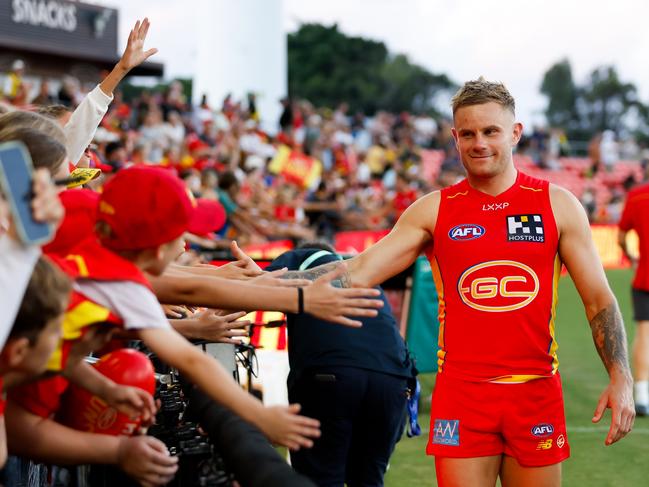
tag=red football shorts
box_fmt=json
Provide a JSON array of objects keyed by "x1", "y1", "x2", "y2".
[{"x1": 426, "y1": 372, "x2": 570, "y2": 467}]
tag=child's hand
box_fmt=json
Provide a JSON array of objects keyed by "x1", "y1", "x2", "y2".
[
  {"x1": 257, "y1": 404, "x2": 320, "y2": 450},
  {"x1": 194, "y1": 309, "x2": 250, "y2": 344},
  {"x1": 117, "y1": 435, "x2": 177, "y2": 486},
  {"x1": 105, "y1": 384, "x2": 157, "y2": 423}
]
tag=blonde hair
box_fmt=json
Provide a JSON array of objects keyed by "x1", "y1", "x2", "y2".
[
  {"x1": 0, "y1": 110, "x2": 66, "y2": 145},
  {"x1": 451, "y1": 77, "x2": 515, "y2": 115}
]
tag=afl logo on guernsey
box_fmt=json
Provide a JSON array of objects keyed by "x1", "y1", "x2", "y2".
[
  {"x1": 449, "y1": 224, "x2": 485, "y2": 241},
  {"x1": 457, "y1": 260, "x2": 540, "y2": 312}
]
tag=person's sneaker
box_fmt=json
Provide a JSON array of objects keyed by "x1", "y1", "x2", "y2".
[{"x1": 635, "y1": 403, "x2": 649, "y2": 417}]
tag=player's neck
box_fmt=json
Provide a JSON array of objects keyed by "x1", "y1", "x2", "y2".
[{"x1": 467, "y1": 164, "x2": 517, "y2": 197}]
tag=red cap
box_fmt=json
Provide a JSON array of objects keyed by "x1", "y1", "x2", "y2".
[
  {"x1": 97, "y1": 165, "x2": 196, "y2": 250},
  {"x1": 43, "y1": 189, "x2": 99, "y2": 256},
  {"x1": 188, "y1": 138, "x2": 210, "y2": 153},
  {"x1": 188, "y1": 199, "x2": 226, "y2": 235}
]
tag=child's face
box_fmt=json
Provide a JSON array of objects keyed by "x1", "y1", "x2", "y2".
[
  {"x1": 147, "y1": 235, "x2": 186, "y2": 276},
  {"x1": 18, "y1": 314, "x2": 64, "y2": 376}
]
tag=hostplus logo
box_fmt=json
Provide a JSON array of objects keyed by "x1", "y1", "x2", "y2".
[{"x1": 507, "y1": 214, "x2": 545, "y2": 243}]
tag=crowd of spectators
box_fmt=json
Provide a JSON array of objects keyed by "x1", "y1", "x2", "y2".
[
  {"x1": 4, "y1": 55, "x2": 649, "y2": 248},
  {"x1": 2, "y1": 13, "x2": 649, "y2": 486},
  {"x1": 0, "y1": 19, "x2": 391, "y2": 486}
]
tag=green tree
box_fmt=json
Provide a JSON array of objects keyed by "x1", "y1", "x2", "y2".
[
  {"x1": 540, "y1": 59, "x2": 578, "y2": 129},
  {"x1": 288, "y1": 23, "x2": 387, "y2": 113},
  {"x1": 578, "y1": 66, "x2": 638, "y2": 134},
  {"x1": 288, "y1": 23, "x2": 455, "y2": 114},
  {"x1": 379, "y1": 54, "x2": 455, "y2": 115}
]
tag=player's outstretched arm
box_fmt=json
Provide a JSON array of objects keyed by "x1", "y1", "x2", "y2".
[
  {"x1": 150, "y1": 270, "x2": 381, "y2": 327},
  {"x1": 552, "y1": 185, "x2": 634, "y2": 445},
  {"x1": 282, "y1": 191, "x2": 439, "y2": 288}
]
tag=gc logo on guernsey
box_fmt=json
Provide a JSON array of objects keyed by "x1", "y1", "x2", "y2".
[{"x1": 457, "y1": 260, "x2": 540, "y2": 312}]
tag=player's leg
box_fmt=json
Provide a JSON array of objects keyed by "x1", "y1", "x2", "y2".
[
  {"x1": 631, "y1": 289, "x2": 649, "y2": 415},
  {"x1": 632, "y1": 320, "x2": 649, "y2": 414},
  {"x1": 499, "y1": 455, "x2": 561, "y2": 487},
  {"x1": 434, "y1": 455, "x2": 501, "y2": 487},
  {"x1": 500, "y1": 375, "x2": 569, "y2": 487},
  {"x1": 427, "y1": 375, "x2": 505, "y2": 487}
]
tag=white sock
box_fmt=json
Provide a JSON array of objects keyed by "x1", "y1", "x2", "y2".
[{"x1": 635, "y1": 381, "x2": 649, "y2": 405}]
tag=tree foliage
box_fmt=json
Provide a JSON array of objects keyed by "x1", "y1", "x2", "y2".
[
  {"x1": 288, "y1": 23, "x2": 455, "y2": 114},
  {"x1": 541, "y1": 60, "x2": 643, "y2": 140},
  {"x1": 540, "y1": 59, "x2": 578, "y2": 129}
]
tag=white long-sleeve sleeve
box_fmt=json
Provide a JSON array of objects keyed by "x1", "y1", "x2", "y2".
[
  {"x1": 64, "y1": 85, "x2": 113, "y2": 166},
  {"x1": 0, "y1": 234, "x2": 40, "y2": 348}
]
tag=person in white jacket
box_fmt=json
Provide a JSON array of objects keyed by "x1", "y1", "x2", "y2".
[{"x1": 64, "y1": 18, "x2": 158, "y2": 168}]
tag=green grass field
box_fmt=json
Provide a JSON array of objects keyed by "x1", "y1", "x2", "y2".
[{"x1": 385, "y1": 269, "x2": 649, "y2": 486}]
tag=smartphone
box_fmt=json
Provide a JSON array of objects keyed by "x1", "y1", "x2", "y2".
[{"x1": 0, "y1": 141, "x2": 53, "y2": 245}]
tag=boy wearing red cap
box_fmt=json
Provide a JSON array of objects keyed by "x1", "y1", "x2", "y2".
[{"x1": 11, "y1": 166, "x2": 322, "y2": 451}]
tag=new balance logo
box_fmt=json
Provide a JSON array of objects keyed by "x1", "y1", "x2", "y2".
[
  {"x1": 506, "y1": 214, "x2": 545, "y2": 243},
  {"x1": 432, "y1": 419, "x2": 460, "y2": 446}
]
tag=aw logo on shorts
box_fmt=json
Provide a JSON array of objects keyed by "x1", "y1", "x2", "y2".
[
  {"x1": 531, "y1": 423, "x2": 554, "y2": 438},
  {"x1": 432, "y1": 419, "x2": 460, "y2": 446},
  {"x1": 448, "y1": 224, "x2": 485, "y2": 241},
  {"x1": 457, "y1": 260, "x2": 540, "y2": 312}
]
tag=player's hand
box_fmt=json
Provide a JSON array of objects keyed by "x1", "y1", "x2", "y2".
[
  {"x1": 117, "y1": 435, "x2": 178, "y2": 486},
  {"x1": 32, "y1": 168, "x2": 64, "y2": 227},
  {"x1": 192, "y1": 309, "x2": 250, "y2": 344},
  {"x1": 117, "y1": 18, "x2": 158, "y2": 72},
  {"x1": 105, "y1": 384, "x2": 157, "y2": 424},
  {"x1": 256, "y1": 404, "x2": 320, "y2": 451},
  {"x1": 249, "y1": 268, "x2": 311, "y2": 288},
  {"x1": 592, "y1": 374, "x2": 635, "y2": 445},
  {"x1": 303, "y1": 264, "x2": 382, "y2": 327}
]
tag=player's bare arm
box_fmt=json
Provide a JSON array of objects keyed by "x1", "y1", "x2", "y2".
[
  {"x1": 282, "y1": 190, "x2": 440, "y2": 288},
  {"x1": 551, "y1": 184, "x2": 634, "y2": 445}
]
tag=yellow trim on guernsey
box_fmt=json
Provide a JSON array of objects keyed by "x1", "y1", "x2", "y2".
[
  {"x1": 548, "y1": 255, "x2": 562, "y2": 373},
  {"x1": 430, "y1": 256, "x2": 447, "y2": 372},
  {"x1": 519, "y1": 185, "x2": 543, "y2": 192}
]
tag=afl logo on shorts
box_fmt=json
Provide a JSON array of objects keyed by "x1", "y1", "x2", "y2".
[
  {"x1": 449, "y1": 224, "x2": 485, "y2": 241},
  {"x1": 457, "y1": 260, "x2": 540, "y2": 312},
  {"x1": 531, "y1": 423, "x2": 554, "y2": 437}
]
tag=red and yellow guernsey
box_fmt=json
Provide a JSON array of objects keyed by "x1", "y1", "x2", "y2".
[
  {"x1": 428, "y1": 171, "x2": 561, "y2": 383},
  {"x1": 44, "y1": 238, "x2": 150, "y2": 372},
  {"x1": 10, "y1": 239, "x2": 149, "y2": 418}
]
